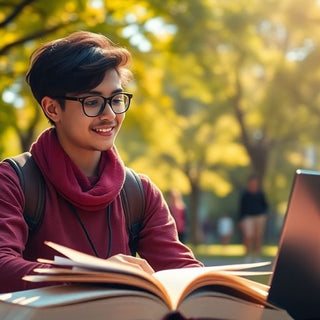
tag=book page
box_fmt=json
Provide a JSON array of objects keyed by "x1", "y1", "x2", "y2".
[
  {"x1": 43, "y1": 242, "x2": 149, "y2": 277},
  {"x1": 24, "y1": 242, "x2": 172, "y2": 306},
  {"x1": 26, "y1": 267, "x2": 168, "y2": 302},
  {"x1": 24, "y1": 242, "x2": 271, "y2": 311},
  {"x1": 154, "y1": 266, "x2": 271, "y2": 309},
  {"x1": 0, "y1": 285, "x2": 170, "y2": 320},
  {"x1": 0, "y1": 284, "x2": 158, "y2": 308}
]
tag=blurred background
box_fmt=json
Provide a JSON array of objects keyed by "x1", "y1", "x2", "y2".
[{"x1": 1, "y1": 0, "x2": 320, "y2": 251}]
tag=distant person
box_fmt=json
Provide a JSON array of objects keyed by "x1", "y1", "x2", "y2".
[
  {"x1": 202, "y1": 216, "x2": 214, "y2": 244},
  {"x1": 167, "y1": 189, "x2": 187, "y2": 243},
  {"x1": 238, "y1": 174, "x2": 269, "y2": 261},
  {"x1": 217, "y1": 214, "x2": 234, "y2": 245}
]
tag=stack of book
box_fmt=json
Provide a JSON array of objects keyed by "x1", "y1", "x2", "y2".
[{"x1": 0, "y1": 241, "x2": 292, "y2": 320}]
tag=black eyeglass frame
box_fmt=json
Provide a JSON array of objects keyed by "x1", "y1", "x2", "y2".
[{"x1": 54, "y1": 92, "x2": 133, "y2": 117}]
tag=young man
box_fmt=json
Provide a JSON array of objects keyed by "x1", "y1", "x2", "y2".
[{"x1": 0, "y1": 31, "x2": 202, "y2": 293}]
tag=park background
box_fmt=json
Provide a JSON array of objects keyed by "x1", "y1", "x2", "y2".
[{"x1": 1, "y1": 0, "x2": 320, "y2": 260}]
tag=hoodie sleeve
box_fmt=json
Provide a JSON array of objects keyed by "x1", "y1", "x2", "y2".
[
  {"x1": 0, "y1": 162, "x2": 49, "y2": 293},
  {"x1": 137, "y1": 174, "x2": 203, "y2": 271}
]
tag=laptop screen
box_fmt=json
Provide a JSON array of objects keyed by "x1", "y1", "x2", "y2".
[{"x1": 267, "y1": 169, "x2": 320, "y2": 319}]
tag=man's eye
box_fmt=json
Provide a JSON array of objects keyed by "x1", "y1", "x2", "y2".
[
  {"x1": 113, "y1": 98, "x2": 124, "y2": 105},
  {"x1": 84, "y1": 98, "x2": 100, "y2": 107}
]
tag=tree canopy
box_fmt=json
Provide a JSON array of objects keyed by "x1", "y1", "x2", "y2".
[{"x1": 1, "y1": 0, "x2": 320, "y2": 243}]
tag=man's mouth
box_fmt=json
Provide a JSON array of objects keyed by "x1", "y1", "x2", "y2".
[{"x1": 93, "y1": 127, "x2": 113, "y2": 133}]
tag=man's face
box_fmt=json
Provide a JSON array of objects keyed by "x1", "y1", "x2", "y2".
[
  {"x1": 52, "y1": 69, "x2": 126, "y2": 158},
  {"x1": 248, "y1": 178, "x2": 259, "y2": 193}
]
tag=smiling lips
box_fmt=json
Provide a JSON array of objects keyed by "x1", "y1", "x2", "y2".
[{"x1": 93, "y1": 127, "x2": 114, "y2": 135}]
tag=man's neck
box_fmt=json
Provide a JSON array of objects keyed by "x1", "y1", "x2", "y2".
[
  {"x1": 59, "y1": 144, "x2": 101, "y2": 177},
  {"x1": 70, "y1": 151, "x2": 101, "y2": 177}
]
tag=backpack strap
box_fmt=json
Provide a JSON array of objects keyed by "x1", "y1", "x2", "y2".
[
  {"x1": 3, "y1": 152, "x2": 46, "y2": 234},
  {"x1": 121, "y1": 167, "x2": 146, "y2": 256}
]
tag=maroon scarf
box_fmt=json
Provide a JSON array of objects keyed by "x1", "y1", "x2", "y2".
[{"x1": 30, "y1": 128, "x2": 125, "y2": 211}]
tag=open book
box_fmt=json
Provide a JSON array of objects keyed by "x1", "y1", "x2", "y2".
[{"x1": 0, "y1": 242, "x2": 292, "y2": 320}]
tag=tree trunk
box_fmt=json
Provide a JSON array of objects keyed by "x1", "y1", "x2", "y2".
[
  {"x1": 232, "y1": 69, "x2": 271, "y2": 185},
  {"x1": 189, "y1": 180, "x2": 201, "y2": 245}
]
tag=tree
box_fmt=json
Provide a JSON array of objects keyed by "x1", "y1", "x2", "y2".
[
  {"x1": 2, "y1": 0, "x2": 320, "y2": 245},
  {"x1": 126, "y1": 0, "x2": 320, "y2": 243}
]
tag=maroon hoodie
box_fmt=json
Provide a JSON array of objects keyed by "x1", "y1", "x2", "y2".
[{"x1": 0, "y1": 128, "x2": 202, "y2": 293}]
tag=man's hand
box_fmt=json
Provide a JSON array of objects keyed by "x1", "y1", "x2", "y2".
[{"x1": 107, "y1": 254, "x2": 154, "y2": 274}]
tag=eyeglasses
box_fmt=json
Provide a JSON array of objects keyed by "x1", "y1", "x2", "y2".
[{"x1": 55, "y1": 92, "x2": 133, "y2": 117}]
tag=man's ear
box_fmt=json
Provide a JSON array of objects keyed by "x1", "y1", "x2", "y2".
[{"x1": 41, "y1": 97, "x2": 60, "y2": 123}]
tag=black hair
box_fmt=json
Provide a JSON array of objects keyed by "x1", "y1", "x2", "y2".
[{"x1": 26, "y1": 31, "x2": 132, "y2": 122}]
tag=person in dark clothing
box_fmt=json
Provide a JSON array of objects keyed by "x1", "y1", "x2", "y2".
[{"x1": 238, "y1": 174, "x2": 269, "y2": 261}]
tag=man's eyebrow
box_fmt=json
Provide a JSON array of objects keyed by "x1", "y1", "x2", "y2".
[{"x1": 86, "y1": 88, "x2": 124, "y2": 95}]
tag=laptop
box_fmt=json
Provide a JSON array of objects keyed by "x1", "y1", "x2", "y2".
[{"x1": 268, "y1": 169, "x2": 320, "y2": 319}]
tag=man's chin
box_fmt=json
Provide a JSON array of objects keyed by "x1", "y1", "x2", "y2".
[{"x1": 94, "y1": 142, "x2": 115, "y2": 152}]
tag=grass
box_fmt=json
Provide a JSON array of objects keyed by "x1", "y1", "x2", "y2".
[
  {"x1": 187, "y1": 243, "x2": 278, "y2": 259},
  {"x1": 186, "y1": 243, "x2": 278, "y2": 285}
]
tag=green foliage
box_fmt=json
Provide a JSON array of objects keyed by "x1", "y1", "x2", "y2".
[{"x1": 1, "y1": 0, "x2": 320, "y2": 243}]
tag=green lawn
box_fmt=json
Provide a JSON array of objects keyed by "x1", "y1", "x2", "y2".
[
  {"x1": 187, "y1": 244, "x2": 277, "y2": 285},
  {"x1": 187, "y1": 244, "x2": 278, "y2": 259}
]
